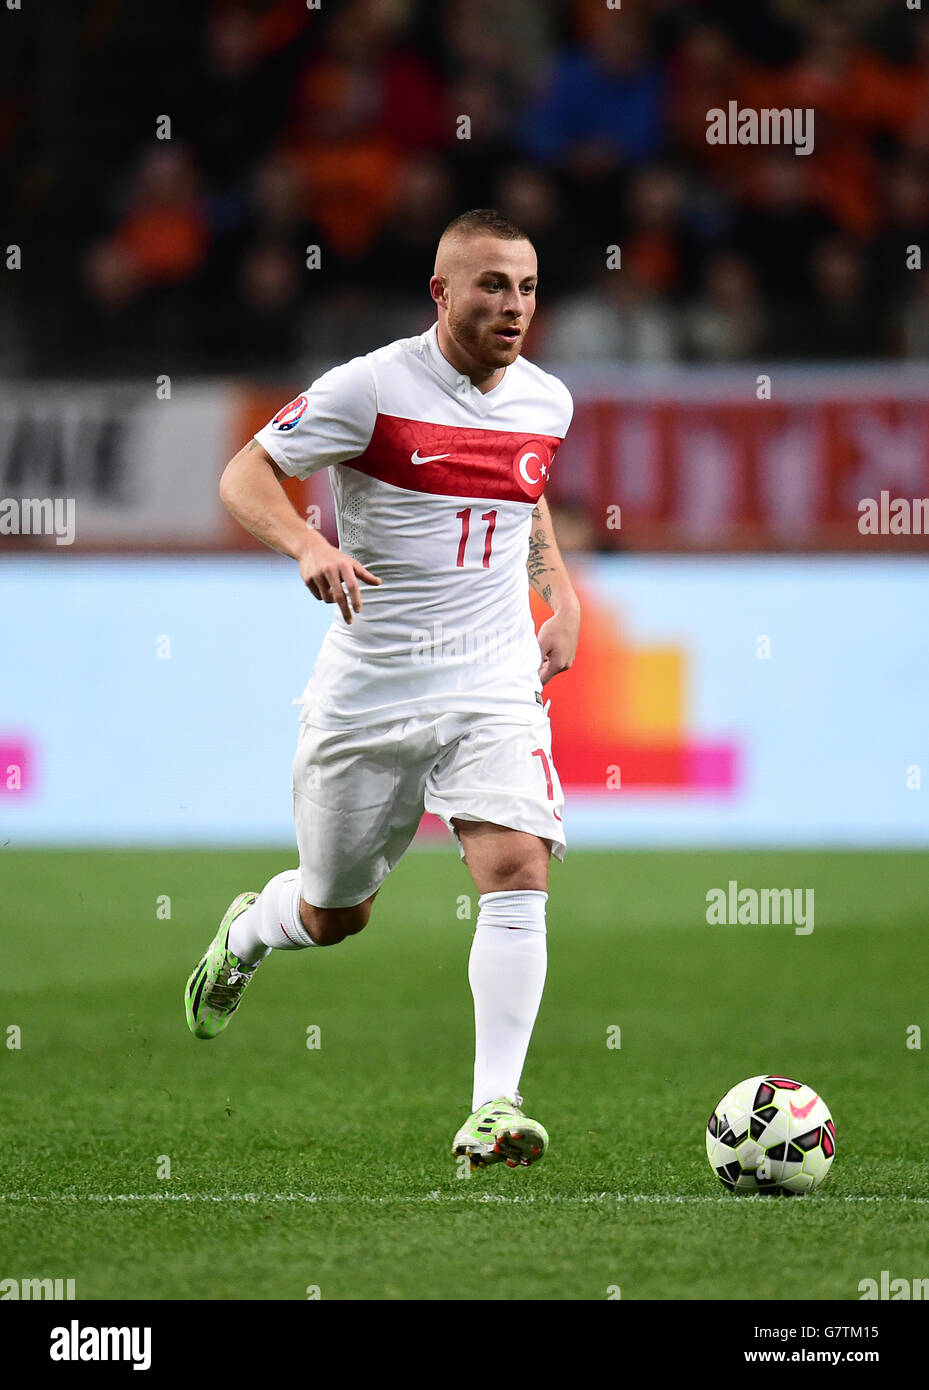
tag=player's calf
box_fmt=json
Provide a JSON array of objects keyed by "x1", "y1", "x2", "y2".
[
  {"x1": 224, "y1": 870, "x2": 377, "y2": 957},
  {"x1": 299, "y1": 897, "x2": 376, "y2": 946}
]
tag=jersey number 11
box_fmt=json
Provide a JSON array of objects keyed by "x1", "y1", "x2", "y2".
[{"x1": 455, "y1": 508, "x2": 497, "y2": 569}]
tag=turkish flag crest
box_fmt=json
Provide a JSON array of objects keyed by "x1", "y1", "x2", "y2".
[{"x1": 511, "y1": 440, "x2": 552, "y2": 500}]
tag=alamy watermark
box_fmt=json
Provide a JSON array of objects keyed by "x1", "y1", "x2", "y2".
[
  {"x1": 49, "y1": 1320, "x2": 151, "y2": 1370},
  {"x1": 706, "y1": 103, "x2": 814, "y2": 157},
  {"x1": 706, "y1": 880, "x2": 814, "y2": 935},
  {"x1": 1, "y1": 1275, "x2": 76, "y2": 1299},
  {"x1": 0, "y1": 497, "x2": 76, "y2": 545},
  {"x1": 410, "y1": 620, "x2": 521, "y2": 666},
  {"x1": 859, "y1": 1271, "x2": 929, "y2": 1300},
  {"x1": 858, "y1": 492, "x2": 928, "y2": 535}
]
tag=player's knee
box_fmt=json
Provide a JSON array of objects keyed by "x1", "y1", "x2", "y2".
[
  {"x1": 455, "y1": 823, "x2": 550, "y2": 894},
  {"x1": 481, "y1": 854, "x2": 548, "y2": 893},
  {"x1": 498, "y1": 869, "x2": 548, "y2": 893}
]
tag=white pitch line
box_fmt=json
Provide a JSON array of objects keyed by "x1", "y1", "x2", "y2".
[{"x1": 0, "y1": 1192, "x2": 926, "y2": 1206}]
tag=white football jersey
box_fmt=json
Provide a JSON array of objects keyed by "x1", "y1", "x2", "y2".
[{"x1": 254, "y1": 322, "x2": 574, "y2": 727}]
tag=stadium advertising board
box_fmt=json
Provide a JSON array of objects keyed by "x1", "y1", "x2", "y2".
[{"x1": 2, "y1": 555, "x2": 925, "y2": 847}]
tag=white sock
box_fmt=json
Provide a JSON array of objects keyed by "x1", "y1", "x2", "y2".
[
  {"x1": 468, "y1": 889, "x2": 548, "y2": 1112},
  {"x1": 227, "y1": 869, "x2": 318, "y2": 963}
]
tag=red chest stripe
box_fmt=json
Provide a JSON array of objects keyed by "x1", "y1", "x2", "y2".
[{"x1": 349, "y1": 413, "x2": 563, "y2": 503}]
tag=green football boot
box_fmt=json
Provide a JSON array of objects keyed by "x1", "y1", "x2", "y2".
[
  {"x1": 452, "y1": 1093, "x2": 549, "y2": 1170},
  {"x1": 185, "y1": 892, "x2": 261, "y2": 1040}
]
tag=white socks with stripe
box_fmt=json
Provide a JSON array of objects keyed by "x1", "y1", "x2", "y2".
[
  {"x1": 468, "y1": 889, "x2": 548, "y2": 1112},
  {"x1": 227, "y1": 869, "x2": 317, "y2": 964}
]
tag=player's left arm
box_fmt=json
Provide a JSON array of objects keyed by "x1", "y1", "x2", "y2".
[{"x1": 528, "y1": 495, "x2": 581, "y2": 686}]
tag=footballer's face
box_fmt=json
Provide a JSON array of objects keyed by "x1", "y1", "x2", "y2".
[{"x1": 432, "y1": 235, "x2": 538, "y2": 378}]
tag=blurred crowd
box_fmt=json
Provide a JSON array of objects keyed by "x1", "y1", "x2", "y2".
[{"x1": 3, "y1": 0, "x2": 929, "y2": 377}]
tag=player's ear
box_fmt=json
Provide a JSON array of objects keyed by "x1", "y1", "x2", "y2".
[{"x1": 429, "y1": 274, "x2": 448, "y2": 308}]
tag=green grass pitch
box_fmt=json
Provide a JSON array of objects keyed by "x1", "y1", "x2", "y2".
[{"x1": 2, "y1": 847, "x2": 927, "y2": 1301}]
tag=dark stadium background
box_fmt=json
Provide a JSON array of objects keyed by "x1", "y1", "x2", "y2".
[{"x1": 4, "y1": 0, "x2": 929, "y2": 376}]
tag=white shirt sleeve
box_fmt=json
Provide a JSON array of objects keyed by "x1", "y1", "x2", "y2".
[
  {"x1": 559, "y1": 380, "x2": 574, "y2": 436},
  {"x1": 254, "y1": 355, "x2": 377, "y2": 480}
]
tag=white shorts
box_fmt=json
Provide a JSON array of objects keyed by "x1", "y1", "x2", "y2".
[{"x1": 292, "y1": 709, "x2": 566, "y2": 908}]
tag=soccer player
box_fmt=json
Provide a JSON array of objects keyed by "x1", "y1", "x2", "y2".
[{"x1": 185, "y1": 209, "x2": 580, "y2": 1170}]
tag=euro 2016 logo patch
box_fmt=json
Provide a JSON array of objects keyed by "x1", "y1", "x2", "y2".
[
  {"x1": 271, "y1": 394, "x2": 308, "y2": 431},
  {"x1": 512, "y1": 441, "x2": 552, "y2": 500}
]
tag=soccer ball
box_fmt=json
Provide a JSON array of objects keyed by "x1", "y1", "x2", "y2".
[{"x1": 706, "y1": 1074, "x2": 836, "y2": 1196}]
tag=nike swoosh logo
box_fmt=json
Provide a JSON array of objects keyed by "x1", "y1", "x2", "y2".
[
  {"x1": 410, "y1": 450, "x2": 452, "y2": 465},
  {"x1": 789, "y1": 1095, "x2": 819, "y2": 1120}
]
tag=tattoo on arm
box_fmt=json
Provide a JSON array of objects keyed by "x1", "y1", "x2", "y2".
[
  {"x1": 529, "y1": 503, "x2": 563, "y2": 608},
  {"x1": 527, "y1": 526, "x2": 553, "y2": 587},
  {"x1": 246, "y1": 439, "x2": 260, "y2": 453},
  {"x1": 529, "y1": 500, "x2": 578, "y2": 620}
]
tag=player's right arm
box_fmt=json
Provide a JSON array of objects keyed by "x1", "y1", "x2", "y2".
[{"x1": 219, "y1": 439, "x2": 380, "y2": 625}]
